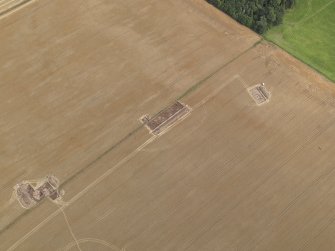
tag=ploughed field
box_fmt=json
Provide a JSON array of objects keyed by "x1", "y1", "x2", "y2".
[{"x1": 1, "y1": 0, "x2": 335, "y2": 250}]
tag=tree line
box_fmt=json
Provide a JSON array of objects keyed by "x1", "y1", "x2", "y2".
[{"x1": 207, "y1": 0, "x2": 295, "y2": 34}]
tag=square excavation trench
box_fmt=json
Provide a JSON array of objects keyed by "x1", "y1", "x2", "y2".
[
  {"x1": 248, "y1": 84, "x2": 271, "y2": 105},
  {"x1": 140, "y1": 101, "x2": 191, "y2": 135}
]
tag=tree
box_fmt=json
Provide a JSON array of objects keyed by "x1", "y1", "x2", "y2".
[
  {"x1": 207, "y1": 0, "x2": 295, "y2": 34},
  {"x1": 254, "y1": 16, "x2": 268, "y2": 34}
]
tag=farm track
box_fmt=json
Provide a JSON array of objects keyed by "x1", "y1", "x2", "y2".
[
  {"x1": 1, "y1": 0, "x2": 335, "y2": 250},
  {"x1": 0, "y1": 0, "x2": 31, "y2": 17}
]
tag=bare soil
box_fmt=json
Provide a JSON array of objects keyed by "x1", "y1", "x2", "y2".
[{"x1": 1, "y1": 0, "x2": 335, "y2": 250}]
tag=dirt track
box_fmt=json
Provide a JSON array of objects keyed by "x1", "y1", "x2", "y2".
[{"x1": 1, "y1": 0, "x2": 335, "y2": 250}]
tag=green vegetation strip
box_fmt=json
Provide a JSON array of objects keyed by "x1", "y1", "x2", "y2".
[
  {"x1": 178, "y1": 39, "x2": 262, "y2": 100},
  {"x1": 265, "y1": 0, "x2": 335, "y2": 82}
]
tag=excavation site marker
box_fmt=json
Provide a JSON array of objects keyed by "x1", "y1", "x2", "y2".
[
  {"x1": 14, "y1": 175, "x2": 64, "y2": 209},
  {"x1": 140, "y1": 101, "x2": 191, "y2": 135},
  {"x1": 248, "y1": 83, "x2": 271, "y2": 105}
]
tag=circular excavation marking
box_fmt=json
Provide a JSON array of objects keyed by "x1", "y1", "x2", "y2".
[{"x1": 61, "y1": 238, "x2": 125, "y2": 251}]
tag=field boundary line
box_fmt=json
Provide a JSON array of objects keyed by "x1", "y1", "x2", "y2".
[
  {"x1": 6, "y1": 107, "x2": 193, "y2": 250},
  {"x1": 6, "y1": 135, "x2": 158, "y2": 251},
  {"x1": 178, "y1": 39, "x2": 262, "y2": 100},
  {"x1": 263, "y1": 37, "x2": 335, "y2": 83},
  {"x1": 5, "y1": 38, "x2": 261, "y2": 250}
]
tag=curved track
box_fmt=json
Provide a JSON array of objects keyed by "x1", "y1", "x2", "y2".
[{"x1": 0, "y1": 0, "x2": 32, "y2": 17}]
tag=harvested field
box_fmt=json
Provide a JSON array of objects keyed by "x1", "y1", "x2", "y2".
[
  {"x1": 0, "y1": 0, "x2": 32, "y2": 16},
  {"x1": 1, "y1": 0, "x2": 335, "y2": 250}
]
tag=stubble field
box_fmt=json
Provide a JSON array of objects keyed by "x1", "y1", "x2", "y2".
[{"x1": 1, "y1": 0, "x2": 335, "y2": 250}]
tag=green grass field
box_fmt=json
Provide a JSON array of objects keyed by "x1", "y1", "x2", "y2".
[{"x1": 265, "y1": 0, "x2": 335, "y2": 82}]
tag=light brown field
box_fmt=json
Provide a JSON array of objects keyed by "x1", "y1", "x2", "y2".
[{"x1": 1, "y1": 0, "x2": 335, "y2": 250}]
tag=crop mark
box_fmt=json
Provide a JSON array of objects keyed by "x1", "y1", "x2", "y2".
[
  {"x1": 58, "y1": 205, "x2": 82, "y2": 251},
  {"x1": 61, "y1": 238, "x2": 124, "y2": 251},
  {"x1": 295, "y1": 0, "x2": 335, "y2": 25},
  {"x1": 0, "y1": 0, "x2": 33, "y2": 18},
  {"x1": 5, "y1": 39, "x2": 262, "y2": 250}
]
